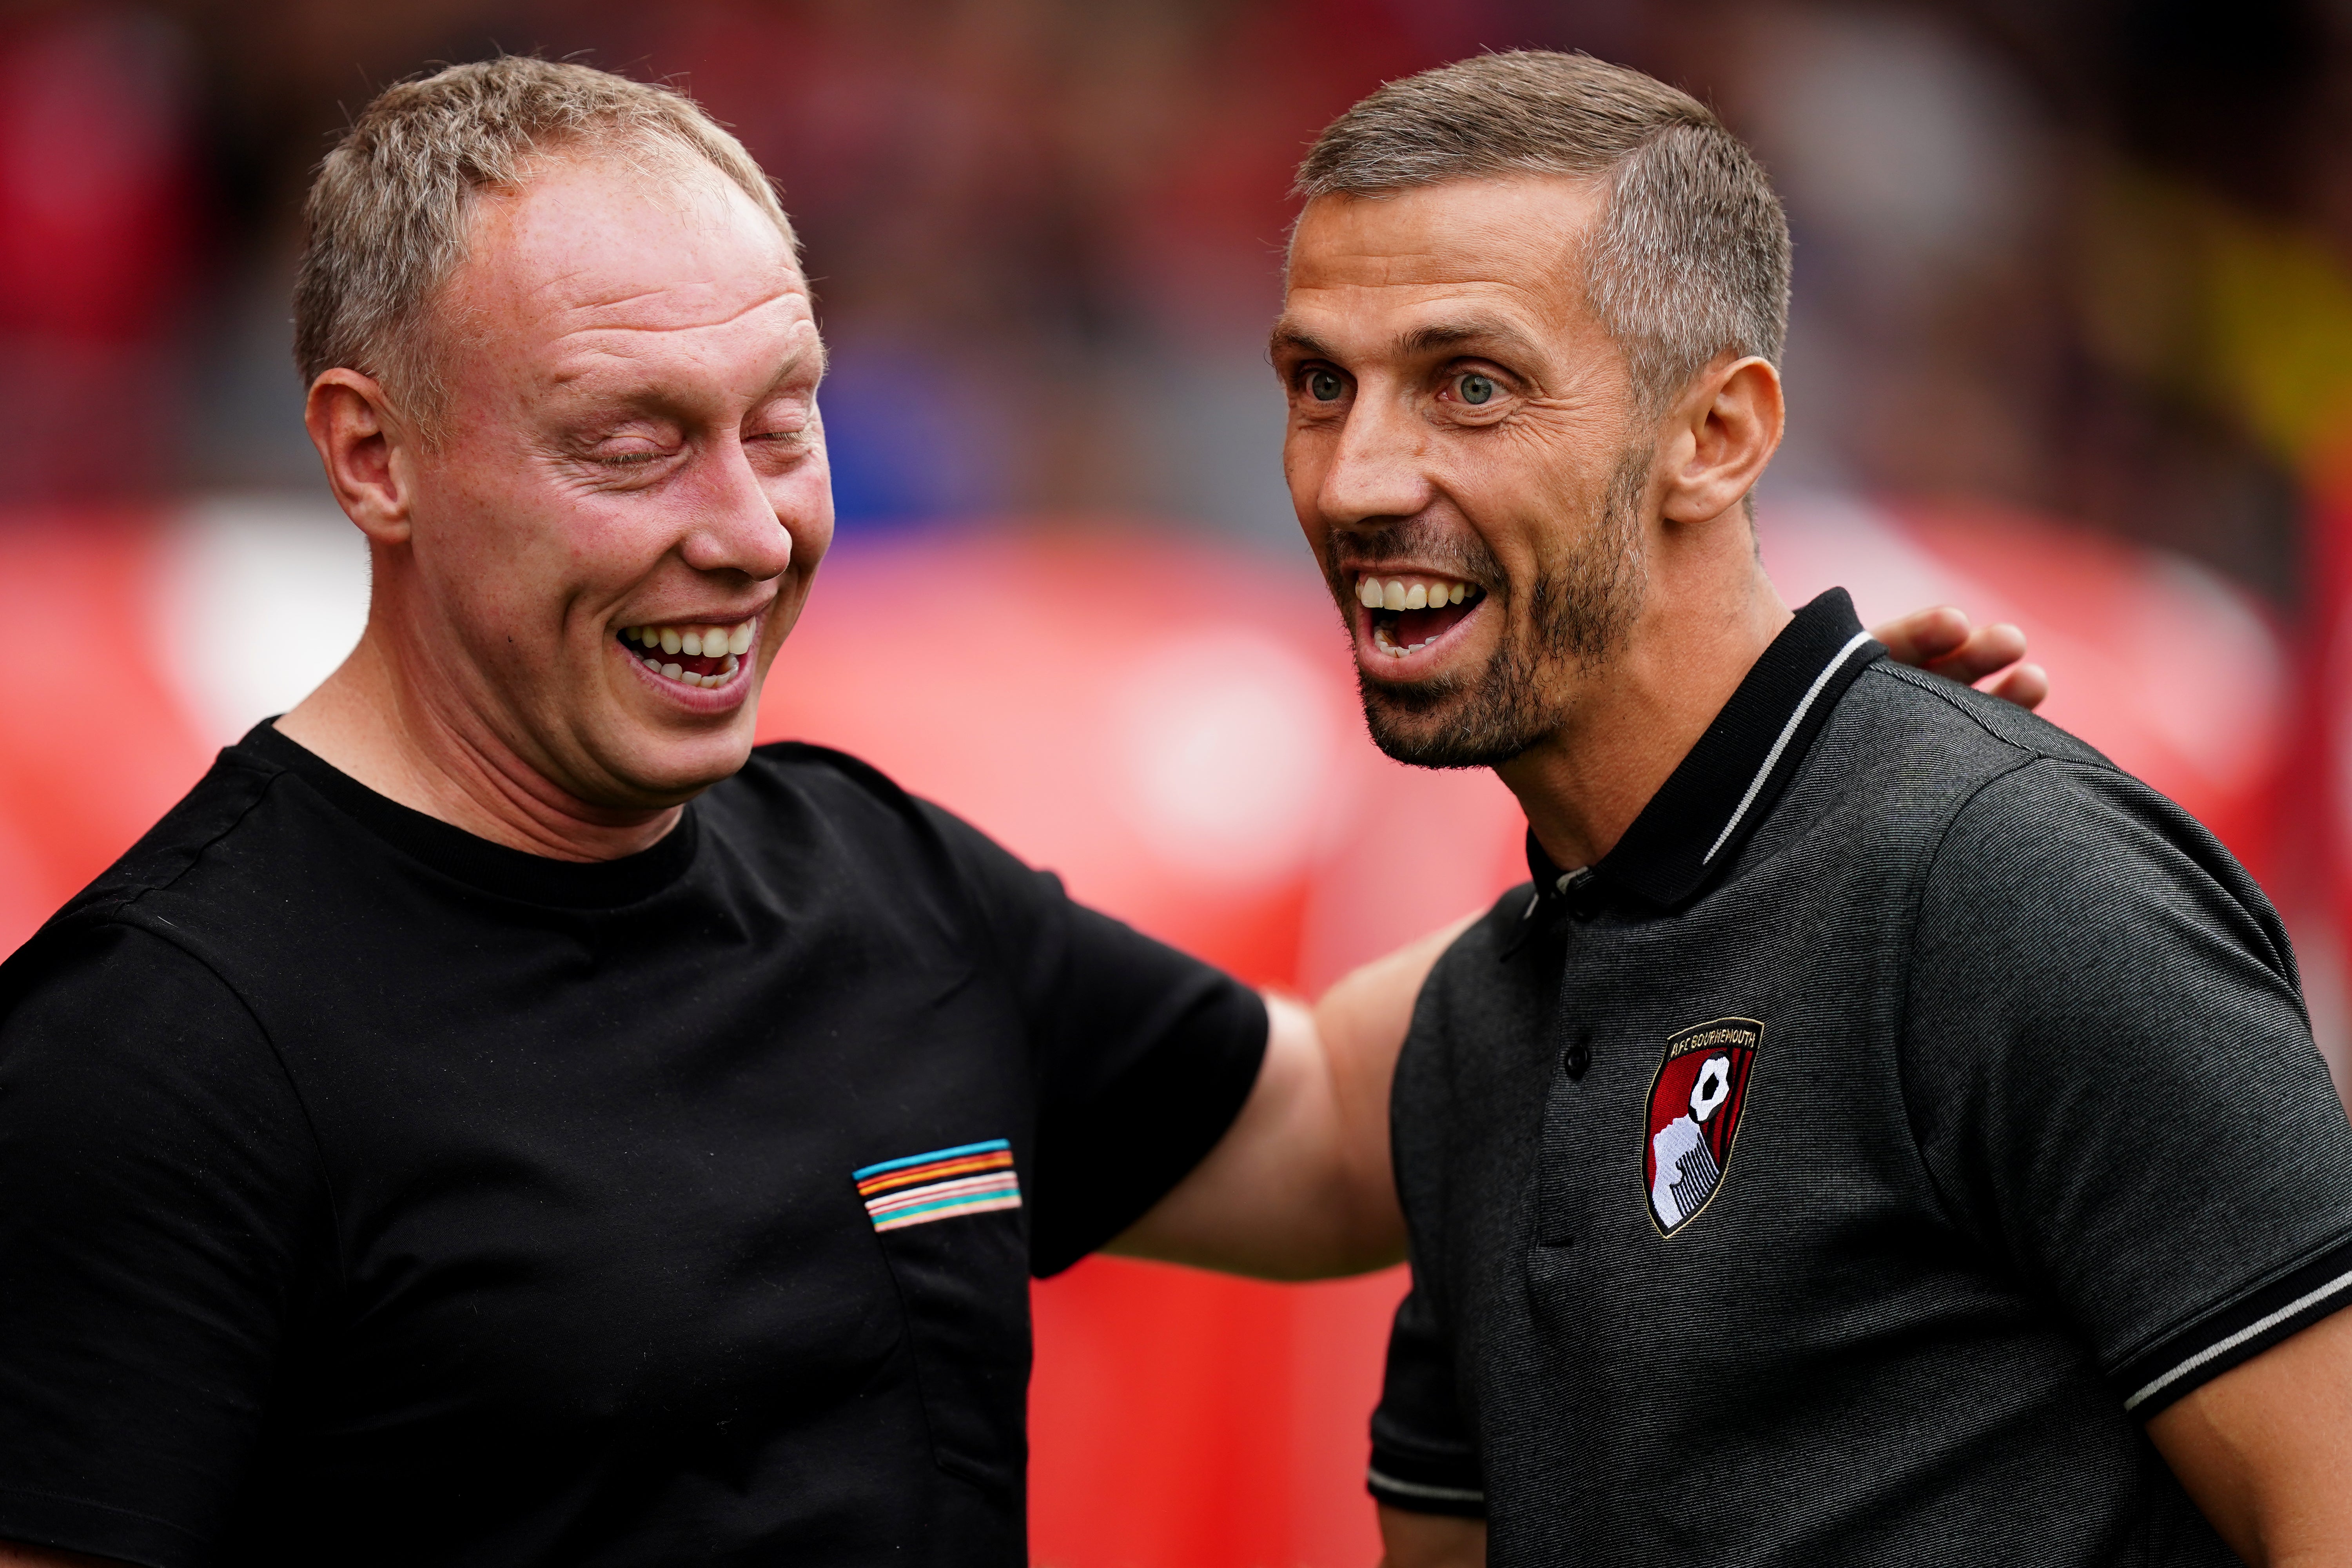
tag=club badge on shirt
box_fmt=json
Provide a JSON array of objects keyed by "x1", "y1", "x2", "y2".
[
  {"x1": 1642, "y1": 1018, "x2": 1760, "y2": 1236},
  {"x1": 855, "y1": 1139, "x2": 1024, "y2": 1232}
]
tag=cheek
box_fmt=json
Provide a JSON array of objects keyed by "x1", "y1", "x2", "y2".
[
  {"x1": 767, "y1": 444, "x2": 833, "y2": 565},
  {"x1": 1281, "y1": 423, "x2": 1334, "y2": 498}
]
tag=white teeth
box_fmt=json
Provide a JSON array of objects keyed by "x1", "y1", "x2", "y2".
[
  {"x1": 724, "y1": 653, "x2": 740, "y2": 673},
  {"x1": 661, "y1": 662, "x2": 683, "y2": 679},
  {"x1": 642, "y1": 656, "x2": 657, "y2": 669},
  {"x1": 632, "y1": 621, "x2": 755, "y2": 656},
  {"x1": 1363, "y1": 577, "x2": 1477, "y2": 612}
]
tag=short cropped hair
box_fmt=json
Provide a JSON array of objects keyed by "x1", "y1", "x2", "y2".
[
  {"x1": 293, "y1": 56, "x2": 795, "y2": 435},
  {"x1": 1295, "y1": 51, "x2": 1789, "y2": 414}
]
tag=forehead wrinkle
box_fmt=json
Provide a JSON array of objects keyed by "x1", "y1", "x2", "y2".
[
  {"x1": 539, "y1": 310, "x2": 828, "y2": 399},
  {"x1": 550, "y1": 280, "x2": 806, "y2": 337}
]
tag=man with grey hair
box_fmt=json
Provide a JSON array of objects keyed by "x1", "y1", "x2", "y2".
[
  {"x1": 1268, "y1": 51, "x2": 2352, "y2": 1567},
  {"x1": 0, "y1": 52, "x2": 2039, "y2": 1568}
]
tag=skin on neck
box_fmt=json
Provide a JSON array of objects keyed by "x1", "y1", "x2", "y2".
[
  {"x1": 1274, "y1": 173, "x2": 1790, "y2": 872},
  {"x1": 279, "y1": 149, "x2": 832, "y2": 862}
]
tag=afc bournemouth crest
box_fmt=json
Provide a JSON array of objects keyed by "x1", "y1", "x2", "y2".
[{"x1": 1642, "y1": 1018, "x2": 1761, "y2": 1236}]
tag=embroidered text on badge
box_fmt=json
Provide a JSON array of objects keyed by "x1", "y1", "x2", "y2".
[
  {"x1": 1642, "y1": 1018, "x2": 1761, "y2": 1237},
  {"x1": 855, "y1": 1139, "x2": 1023, "y2": 1232}
]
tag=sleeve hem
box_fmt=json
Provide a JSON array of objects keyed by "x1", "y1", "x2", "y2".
[
  {"x1": 1027, "y1": 982, "x2": 1269, "y2": 1278},
  {"x1": 0, "y1": 1482, "x2": 207, "y2": 1568},
  {"x1": 2114, "y1": 1229, "x2": 2352, "y2": 1418},
  {"x1": 1366, "y1": 1446, "x2": 1486, "y2": 1517}
]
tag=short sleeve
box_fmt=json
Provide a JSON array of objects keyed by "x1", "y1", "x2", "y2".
[
  {"x1": 914, "y1": 802, "x2": 1269, "y2": 1276},
  {"x1": 1368, "y1": 1276, "x2": 1486, "y2": 1517},
  {"x1": 1903, "y1": 759, "x2": 2352, "y2": 1419},
  {"x1": 0, "y1": 921, "x2": 328, "y2": 1568}
]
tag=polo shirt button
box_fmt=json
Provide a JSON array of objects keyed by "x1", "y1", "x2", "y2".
[{"x1": 1561, "y1": 1034, "x2": 1592, "y2": 1080}]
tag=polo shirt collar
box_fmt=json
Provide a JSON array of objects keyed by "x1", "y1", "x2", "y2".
[{"x1": 1527, "y1": 588, "x2": 1882, "y2": 918}]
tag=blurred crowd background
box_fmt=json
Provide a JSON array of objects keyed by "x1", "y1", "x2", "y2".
[
  {"x1": 0, "y1": 0, "x2": 2338, "y2": 573},
  {"x1": 3, "y1": 0, "x2": 2349, "y2": 1563}
]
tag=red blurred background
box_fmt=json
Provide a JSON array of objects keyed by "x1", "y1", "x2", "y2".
[{"x1": 0, "y1": 1, "x2": 2346, "y2": 1563}]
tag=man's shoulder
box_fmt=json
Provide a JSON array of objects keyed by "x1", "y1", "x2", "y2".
[
  {"x1": 1846, "y1": 660, "x2": 2111, "y2": 773},
  {"x1": 44, "y1": 742, "x2": 293, "y2": 933},
  {"x1": 716, "y1": 740, "x2": 1043, "y2": 901},
  {"x1": 1828, "y1": 665, "x2": 2287, "y2": 976},
  {"x1": 1788, "y1": 661, "x2": 2146, "y2": 860},
  {"x1": 0, "y1": 740, "x2": 311, "y2": 1003},
  {"x1": 1843, "y1": 663, "x2": 2233, "y2": 872}
]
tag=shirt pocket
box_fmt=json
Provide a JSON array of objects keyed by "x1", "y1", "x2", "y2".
[{"x1": 855, "y1": 1140, "x2": 1032, "y2": 1500}]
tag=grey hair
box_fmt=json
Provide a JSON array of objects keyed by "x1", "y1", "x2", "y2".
[
  {"x1": 1294, "y1": 51, "x2": 1790, "y2": 415},
  {"x1": 293, "y1": 55, "x2": 797, "y2": 437}
]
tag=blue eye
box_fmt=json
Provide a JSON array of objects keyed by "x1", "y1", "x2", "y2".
[
  {"x1": 1458, "y1": 373, "x2": 1496, "y2": 406},
  {"x1": 1307, "y1": 369, "x2": 1344, "y2": 402}
]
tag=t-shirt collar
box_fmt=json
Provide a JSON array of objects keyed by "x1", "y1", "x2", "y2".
[
  {"x1": 239, "y1": 720, "x2": 703, "y2": 909},
  {"x1": 1526, "y1": 588, "x2": 1882, "y2": 917}
]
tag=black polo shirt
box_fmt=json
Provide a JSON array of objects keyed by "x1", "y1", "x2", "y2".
[
  {"x1": 1369, "y1": 589, "x2": 2352, "y2": 1564},
  {"x1": 0, "y1": 723, "x2": 1267, "y2": 1568}
]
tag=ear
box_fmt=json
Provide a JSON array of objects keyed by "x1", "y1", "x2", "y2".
[
  {"x1": 305, "y1": 369, "x2": 419, "y2": 545},
  {"x1": 1658, "y1": 355, "x2": 1784, "y2": 527}
]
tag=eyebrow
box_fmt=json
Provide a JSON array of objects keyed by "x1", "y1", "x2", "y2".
[
  {"x1": 1266, "y1": 317, "x2": 1547, "y2": 366},
  {"x1": 1395, "y1": 318, "x2": 1545, "y2": 362},
  {"x1": 1268, "y1": 322, "x2": 1336, "y2": 360}
]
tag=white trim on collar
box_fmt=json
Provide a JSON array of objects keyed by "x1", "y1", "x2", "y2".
[{"x1": 1701, "y1": 629, "x2": 1877, "y2": 867}]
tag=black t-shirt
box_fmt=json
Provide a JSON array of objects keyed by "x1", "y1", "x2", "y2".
[
  {"x1": 1372, "y1": 591, "x2": 2352, "y2": 1564},
  {"x1": 0, "y1": 723, "x2": 1267, "y2": 1568}
]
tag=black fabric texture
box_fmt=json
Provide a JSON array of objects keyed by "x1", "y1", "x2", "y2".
[
  {"x1": 1365, "y1": 1284, "x2": 1485, "y2": 1517},
  {"x1": 0, "y1": 723, "x2": 1267, "y2": 1568},
  {"x1": 1373, "y1": 607, "x2": 2352, "y2": 1565}
]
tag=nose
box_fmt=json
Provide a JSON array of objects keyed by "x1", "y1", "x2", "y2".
[
  {"x1": 678, "y1": 433, "x2": 798, "y2": 582},
  {"x1": 1317, "y1": 386, "x2": 1437, "y2": 531}
]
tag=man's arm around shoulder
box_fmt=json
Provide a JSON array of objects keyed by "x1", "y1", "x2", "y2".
[{"x1": 1107, "y1": 915, "x2": 1475, "y2": 1278}]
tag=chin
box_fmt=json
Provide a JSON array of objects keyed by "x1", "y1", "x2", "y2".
[
  {"x1": 1357, "y1": 667, "x2": 1552, "y2": 772},
  {"x1": 602, "y1": 724, "x2": 758, "y2": 806}
]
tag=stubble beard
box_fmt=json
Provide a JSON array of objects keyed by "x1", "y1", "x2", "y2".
[{"x1": 1351, "y1": 445, "x2": 1651, "y2": 770}]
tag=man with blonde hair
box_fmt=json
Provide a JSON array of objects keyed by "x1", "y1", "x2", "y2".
[{"x1": 0, "y1": 56, "x2": 2033, "y2": 1567}]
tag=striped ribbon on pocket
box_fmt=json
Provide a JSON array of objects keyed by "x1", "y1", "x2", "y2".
[{"x1": 855, "y1": 1139, "x2": 1023, "y2": 1232}]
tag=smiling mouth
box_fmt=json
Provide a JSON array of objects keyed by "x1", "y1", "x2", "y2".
[
  {"x1": 1354, "y1": 572, "x2": 1485, "y2": 657},
  {"x1": 615, "y1": 617, "x2": 756, "y2": 689}
]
